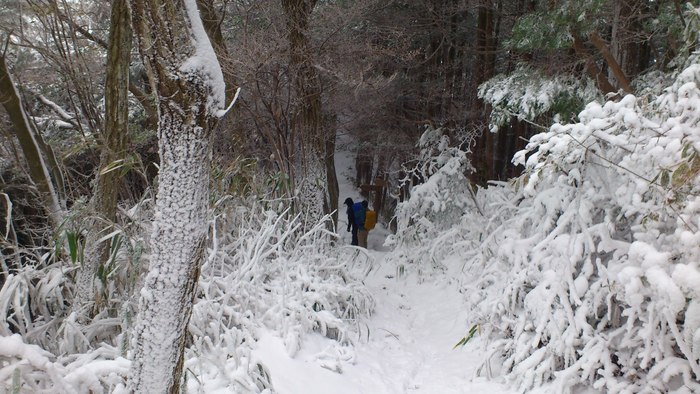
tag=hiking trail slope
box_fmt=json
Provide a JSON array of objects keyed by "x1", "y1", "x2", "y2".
[{"x1": 252, "y1": 248, "x2": 519, "y2": 393}]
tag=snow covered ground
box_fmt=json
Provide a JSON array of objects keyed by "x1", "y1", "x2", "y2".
[
  {"x1": 253, "y1": 249, "x2": 519, "y2": 394},
  {"x1": 250, "y1": 132, "x2": 521, "y2": 394}
]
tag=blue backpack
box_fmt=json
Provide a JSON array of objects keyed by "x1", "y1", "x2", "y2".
[{"x1": 352, "y1": 202, "x2": 366, "y2": 227}]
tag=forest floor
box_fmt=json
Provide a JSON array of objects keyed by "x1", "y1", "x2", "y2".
[
  {"x1": 252, "y1": 247, "x2": 521, "y2": 394},
  {"x1": 250, "y1": 134, "x2": 524, "y2": 393}
]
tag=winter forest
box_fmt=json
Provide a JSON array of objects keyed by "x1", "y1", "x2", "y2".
[{"x1": 2, "y1": 0, "x2": 700, "y2": 392}]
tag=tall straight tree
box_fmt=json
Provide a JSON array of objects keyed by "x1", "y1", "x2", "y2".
[
  {"x1": 282, "y1": 0, "x2": 338, "y2": 225},
  {"x1": 126, "y1": 0, "x2": 226, "y2": 391},
  {"x1": 73, "y1": 0, "x2": 132, "y2": 318},
  {"x1": 471, "y1": 0, "x2": 499, "y2": 183}
]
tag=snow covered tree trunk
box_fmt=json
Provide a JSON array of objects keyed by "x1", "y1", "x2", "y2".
[
  {"x1": 127, "y1": 112, "x2": 211, "y2": 393},
  {"x1": 73, "y1": 0, "x2": 132, "y2": 318},
  {"x1": 127, "y1": 0, "x2": 226, "y2": 392},
  {"x1": 282, "y1": 0, "x2": 336, "y2": 225}
]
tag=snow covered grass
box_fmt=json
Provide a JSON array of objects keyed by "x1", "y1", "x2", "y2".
[
  {"x1": 0, "y1": 334, "x2": 128, "y2": 393},
  {"x1": 391, "y1": 59, "x2": 700, "y2": 392},
  {"x1": 0, "y1": 199, "x2": 149, "y2": 392},
  {"x1": 184, "y1": 200, "x2": 374, "y2": 392},
  {"x1": 0, "y1": 195, "x2": 373, "y2": 392}
]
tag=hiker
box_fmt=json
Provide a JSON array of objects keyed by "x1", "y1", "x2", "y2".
[
  {"x1": 344, "y1": 198, "x2": 358, "y2": 246},
  {"x1": 357, "y1": 200, "x2": 369, "y2": 248}
]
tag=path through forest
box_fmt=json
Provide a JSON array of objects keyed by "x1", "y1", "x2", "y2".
[
  {"x1": 253, "y1": 246, "x2": 520, "y2": 393},
  {"x1": 250, "y1": 134, "x2": 520, "y2": 393}
]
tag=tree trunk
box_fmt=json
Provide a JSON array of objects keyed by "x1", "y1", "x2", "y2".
[
  {"x1": 127, "y1": 0, "x2": 225, "y2": 391},
  {"x1": 572, "y1": 32, "x2": 617, "y2": 95},
  {"x1": 0, "y1": 55, "x2": 64, "y2": 226},
  {"x1": 196, "y1": 0, "x2": 238, "y2": 102},
  {"x1": 73, "y1": 0, "x2": 132, "y2": 318},
  {"x1": 325, "y1": 123, "x2": 339, "y2": 226},
  {"x1": 471, "y1": 0, "x2": 497, "y2": 184},
  {"x1": 281, "y1": 0, "x2": 335, "y2": 225},
  {"x1": 127, "y1": 113, "x2": 211, "y2": 393},
  {"x1": 589, "y1": 31, "x2": 632, "y2": 93}
]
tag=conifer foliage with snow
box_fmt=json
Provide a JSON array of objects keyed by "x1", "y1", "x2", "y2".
[{"x1": 478, "y1": 66, "x2": 600, "y2": 132}]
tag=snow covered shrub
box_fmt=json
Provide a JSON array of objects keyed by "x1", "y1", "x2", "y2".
[
  {"x1": 0, "y1": 259, "x2": 70, "y2": 350},
  {"x1": 0, "y1": 222, "x2": 141, "y2": 355},
  {"x1": 387, "y1": 126, "x2": 479, "y2": 272},
  {"x1": 0, "y1": 193, "x2": 373, "y2": 393},
  {"x1": 184, "y1": 199, "x2": 374, "y2": 393},
  {"x1": 393, "y1": 126, "x2": 475, "y2": 238},
  {"x1": 459, "y1": 58, "x2": 700, "y2": 392}
]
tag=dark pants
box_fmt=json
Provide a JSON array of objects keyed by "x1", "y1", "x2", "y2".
[{"x1": 351, "y1": 226, "x2": 359, "y2": 246}]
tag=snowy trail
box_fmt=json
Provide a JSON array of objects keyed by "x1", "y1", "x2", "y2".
[
  {"x1": 250, "y1": 133, "x2": 517, "y2": 393},
  {"x1": 253, "y1": 247, "x2": 517, "y2": 394},
  {"x1": 350, "y1": 251, "x2": 515, "y2": 394}
]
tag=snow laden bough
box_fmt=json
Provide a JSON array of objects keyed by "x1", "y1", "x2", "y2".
[
  {"x1": 386, "y1": 126, "x2": 481, "y2": 275},
  {"x1": 468, "y1": 62, "x2": 700, "y2": 392},
  {"x1": 392, "y1": 64, "x2": 700, "y2": 392}
]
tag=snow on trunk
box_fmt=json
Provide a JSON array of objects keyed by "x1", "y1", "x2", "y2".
[
  {"x1": 127, "y1": 111, "x2": 211, "y2": 392},
  {"x1": 180, "y1": 0, "x2": 225, "y2": 114},
  {"x1": 127, "y1": 0, "x2": 227, "y2": 391},
  {"x1": 294, "y1": 142, "x2": 328, "y2": 226}
]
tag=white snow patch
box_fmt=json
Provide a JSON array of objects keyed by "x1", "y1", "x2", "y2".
[
  {"x1": 181, "y1": 0, "x2": 225, "y2": 113},
  {"x1": 253, "y1": 251, "x2": 517, "y2": 394}
]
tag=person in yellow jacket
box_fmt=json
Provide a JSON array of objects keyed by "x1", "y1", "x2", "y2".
[{"x1": 357, "y1": 200, "x2": 369, "y2": 248}]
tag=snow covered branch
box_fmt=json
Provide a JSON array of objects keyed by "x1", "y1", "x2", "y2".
[{"x1": 394, "y1": 55, "x2": 700, "y2": 393}]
